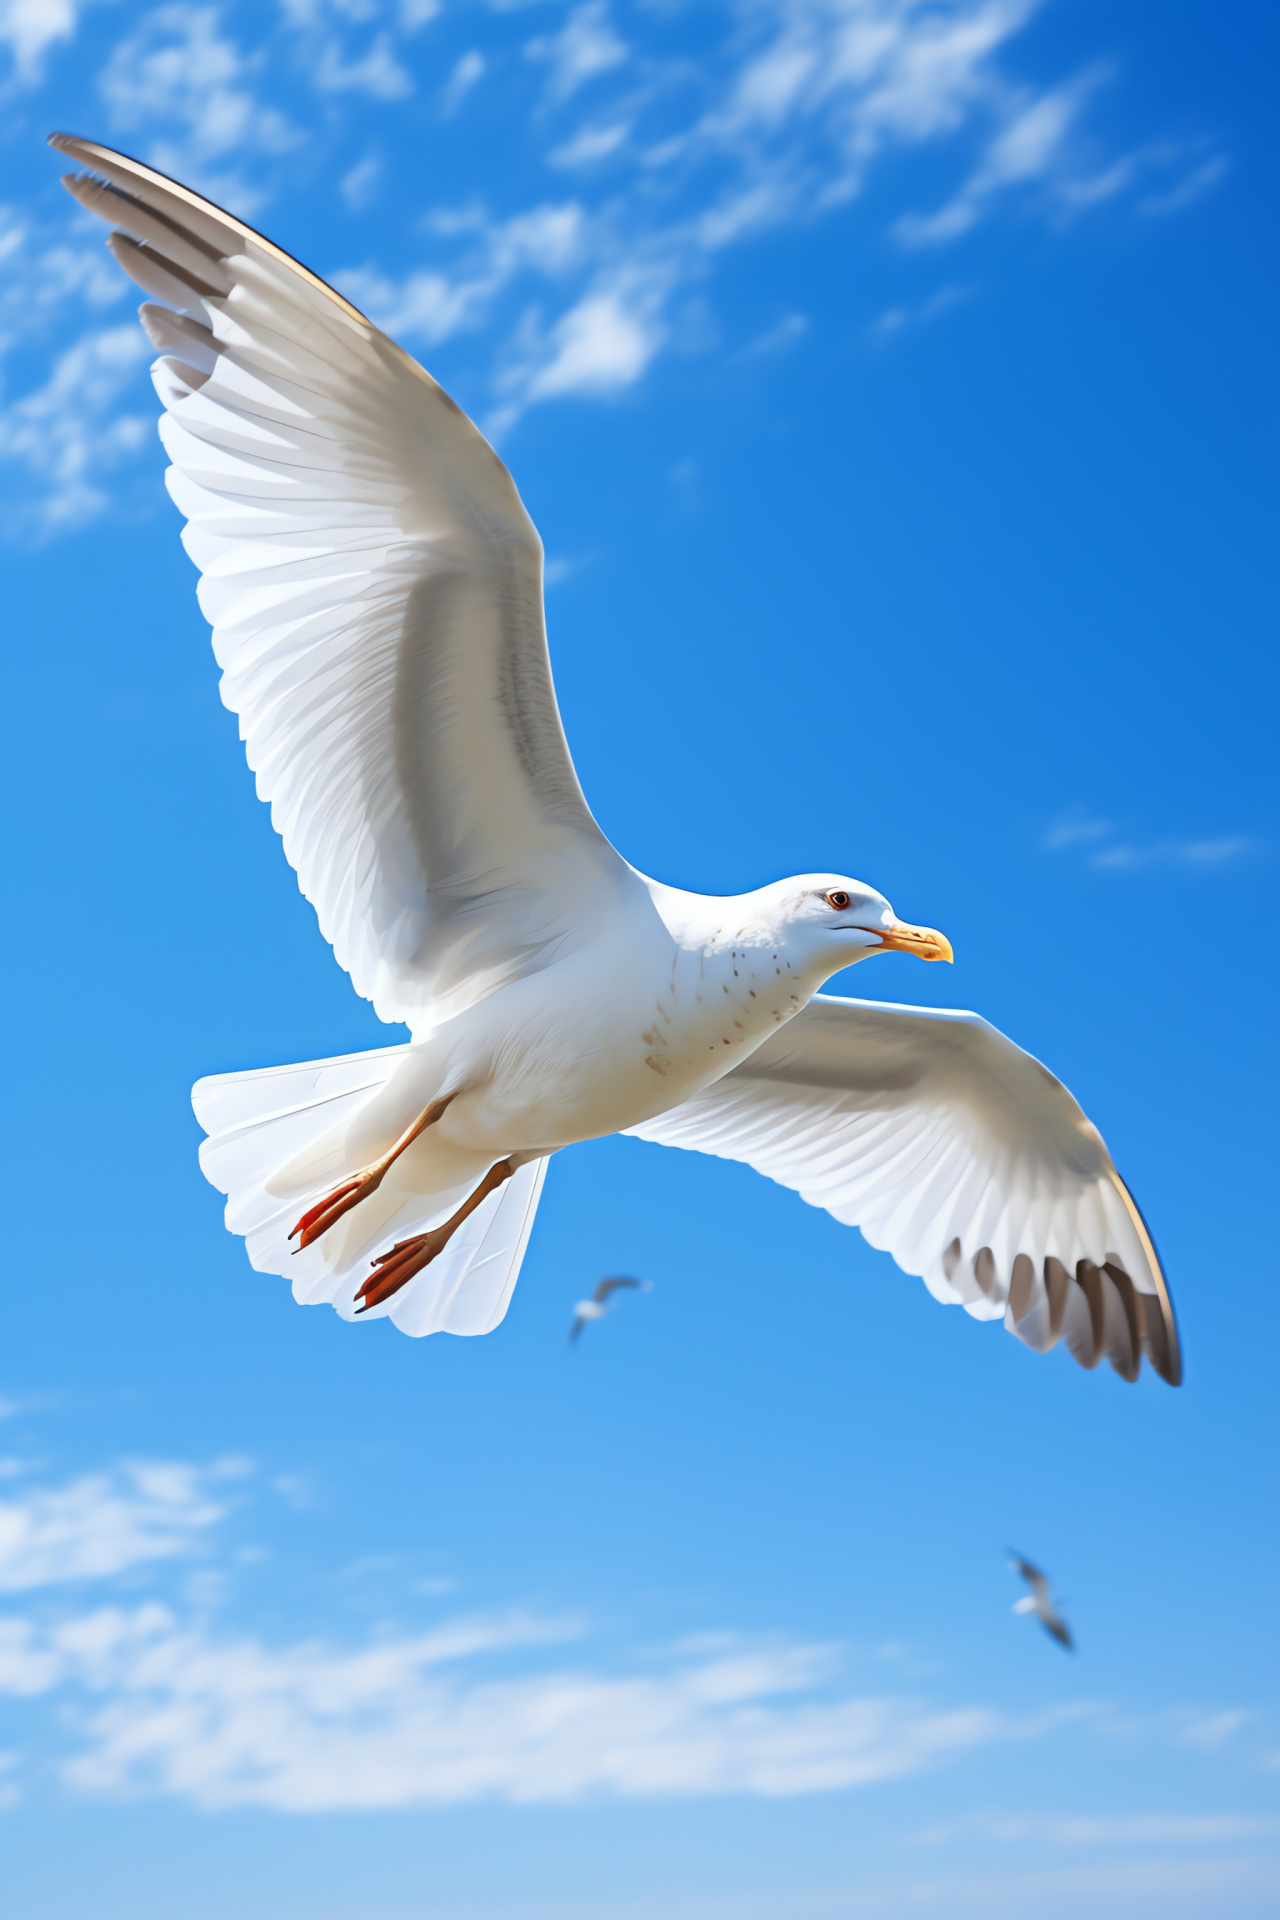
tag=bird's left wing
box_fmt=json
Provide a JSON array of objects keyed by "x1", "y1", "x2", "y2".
[
  {"x1": 595, "y1": 1275, "x2": 643, "y2": 1303},
  {"x1": 1010, "y1": 1555, "x2": 1051, "y2": 1601},
  {"x1": 626, "y1": 995, "x2": 1180, "y2": 1384},
  {"x1": 54, "y1": 135, "x2": 628, "y2": 1029}
]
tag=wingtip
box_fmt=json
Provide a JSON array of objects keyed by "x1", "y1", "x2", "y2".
[{"x1": 1108, "y1": 1169, "x2": 1182, "y2": 1387}]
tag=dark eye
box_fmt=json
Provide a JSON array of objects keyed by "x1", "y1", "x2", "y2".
[{"x1": 825, "y1": 890, "x2": 851, "y2": 912}]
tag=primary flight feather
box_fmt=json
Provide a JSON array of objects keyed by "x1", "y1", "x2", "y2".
[{"x1": 52, "y1": 134, "x2": 1180, "y2": 1383}]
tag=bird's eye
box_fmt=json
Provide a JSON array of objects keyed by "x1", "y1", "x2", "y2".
[{"x1": 825, "y1": 890, "x2": 851, "y2": 912}]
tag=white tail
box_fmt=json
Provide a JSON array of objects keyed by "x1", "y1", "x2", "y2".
[{"x1": 192, "y1": 1046, "x2": 547, "y2": 1337}]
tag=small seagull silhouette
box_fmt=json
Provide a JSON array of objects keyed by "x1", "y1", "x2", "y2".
[
  {"x1": 1009, "y1": 1553, "x2": 1074, "y2": 1650},
  {"x1": 570, "y1": 1276, "x2": 651, "y2": 1343}
]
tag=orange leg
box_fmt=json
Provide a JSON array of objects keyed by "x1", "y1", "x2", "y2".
[
  {"x1": 290, "y1": 1093, "x2": 458, "y2": 1251},
  {"x1": 355, "y1": 1159, "x2": 516, "y2": 1314}
]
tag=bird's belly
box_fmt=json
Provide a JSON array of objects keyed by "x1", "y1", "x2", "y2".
[{"x1": 430, "y1": 947, "x2": 797, "y2": 1155}]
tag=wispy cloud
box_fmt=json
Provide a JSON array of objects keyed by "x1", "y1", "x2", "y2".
[
  {"x1": 1139, "y1": 153, "x2": 1230, "y2": 219},
  {"x1": 897, "y1": 65, "x2": 1108, "y2": 245},
  {"x1": 1045, "y1": 811, "x2": 1257, "y2": 873},
  {"x1": 0, "y1": 1594, "x2": 1017, "y2": 1810},
  {"x1": 440, "y1": 47, "x2": 485, "y2": 116},
  {"x1": 918, "y1": 1808, "x2": 1280, "y2": 1849},
  {"x1": 527, "y1": 3, "x2": 628, "y2": 109},
  {"x1": 0, "y1": 1460, "x2": 229, "y2": 1591},
  {"x1": 313, "y1": 30, "x2": 413, "y2": 102},
  {"x1": 0, "y1": 0, "x2": 1229, "y2": 514},
  {"x1": 0, "y1": 0, "x2": 89, "y2": 91},
  {"x1": 339, "y1": 150, "x2": 381, "y2": 212},
  {"x1": 497, "y1": 263, "x2": 672, "y2": 422},
  {"x1": 0, "y1": 1456, "x2": 1269, "y2": 1819},
  {"x1": 1091, "y1": 836, "x2": 1254, "y2": 873},
  {"x1": 0, "y1": 323, "x2": 151, "y2": 533},
  {"x1": 870, "y1": 283, "x2": 971, "y2": 340},
  {"x1": 0, "y1": 1457, "x2": 1039, "y2": 1813},
  {"x1": 741, "y1": 311, "x2": 809, "y2": 357},
  {"x1": 98, "y1": 4, "x2": 302, "y2": 203},
  {"x1": 324, "y1": 0, "x2": 1216, "y2": 431}
]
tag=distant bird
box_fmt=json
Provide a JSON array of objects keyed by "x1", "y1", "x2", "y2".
[
  {"x1": 570, "y1": 1277, "x2": 651, "y2": 1343},
  {"x1": 52, "y1": 134, "x2": 1180, "y2": 1390},
  {"x1": 1009, "y1": 1554, "x2": 1074, "y2": 1650}
]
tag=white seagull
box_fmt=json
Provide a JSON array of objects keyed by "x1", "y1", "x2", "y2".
[
  {"x1": 52, "y1": 135, "x2": 1180, "y2": 1383},
  {"x1": 570, "y1": 1277, "x2": 651, "y2": 1343},
  {"x1": 1009, "y1": 1554, "x2": 1074, "y2": 1651}
]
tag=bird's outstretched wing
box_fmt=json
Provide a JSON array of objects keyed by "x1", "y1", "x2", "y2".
[
  {"x1": 626, "y1": 995, "x2": 1180, "y2": 1384},
  {"x1": 1043, "y1": 1610, "x2": 1074, "y2": 1651},
  {"x1": 53, "y1": 135, "x2": 628, "y2": 1029},
  {"x1": 1010, "y1": 1554, "x2": 1052, "y2": 1603},
  {"x1": 593, "y1": 1275, "x2": 645, "y2": 1304}
]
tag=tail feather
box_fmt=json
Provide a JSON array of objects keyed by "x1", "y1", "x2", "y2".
[
  {"x1": 194, "y1": 1044, "x2": 409, "y2": 1207},
  {"x1": 192, "y1": 1045, "x2": 546, "y2": 1338}
]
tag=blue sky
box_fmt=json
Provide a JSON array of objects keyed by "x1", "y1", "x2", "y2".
[{"x1": 1, "y1": 2, "x2": 1278, "y2": 1915}]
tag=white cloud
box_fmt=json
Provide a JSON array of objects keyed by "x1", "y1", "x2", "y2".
[
  {"x1": 1139, "y1": 153, "x2": 1229, "y2": 218},
  {"x1": 441, "y1": 47, "x2": 485, "y2": 115},
  {"x1": 1045, "y1": 811, "x2": 1256, "y2": 873},
  {"x1": 897, "y1": 67, "x2": 1104, "y2": 244},
  {"x1": 1091, "y1": 836, "x2": 1254, "y2": 873},
  {"x1": 0, "y1": 204, "x2": 127, "y2": 350},
  {"x1": 920, "y1": 1808, "x2": 1280, "y2": 1849},
  {"x1": 98, "y1": 4, "x2": 301, "y2": 199},
  {"x1": 527, "y1": 2, "x2": 627, "y2": 108},
  {"x1": 0, "y1": 1456, "x2": 1264, "y2": 1819},
  {"x1": 870, "y1": 282, "x2": 970, "y2": 339},
  {"x1": 336, "y1": 201, "x2": 589, "y2": 348},
  {"x1": 314, "y1": 29, "x2": 413, "y2": 100},
  {"x1": 522, "y1": 271, "x2": 668, "y2": 401},
  {"x1": 340, "y1": 150, "x2": 381, "y2": 211},
  {"x1": 1177, "y1": 1709, "x2": 1253, "y2": 1750},
  {"x1": 549, "y1": 119, "x2": 630, "y2": 168},
  {"x1": 8, "y1": 0, "x2": 1225, "y2": 522},
  {"x1": 0, "y1": 0, "x2": 85, "y2": 88},
  {"x1": 0, "y1": 1461, "x2": 227, "y2": 1590},
  {"x1": 0, "y1": 1595, "x2": 1012, "y2": 1810},
  {"x1": 741, "y1": 312, "x2": 808, "y2": 357},
  {"x1": 0, "y1": 323, "x2": 151, "y2": 532},
  {"x1": 1045, "y1": 811, "x2": 1112, "y2": 851}
]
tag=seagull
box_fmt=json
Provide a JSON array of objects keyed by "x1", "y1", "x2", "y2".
[
  {"x1": 51, "y1": 134, "x2": 1180, "y2": 1384},
  {"x1": 570, "y1": 1276, "x2": 651, "y2": 1343},
  {"x1": 1009, "y1": 1554, "x2": 1074, "y2": 1650}
]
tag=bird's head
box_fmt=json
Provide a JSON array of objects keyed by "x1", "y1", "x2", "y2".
[{"x1": 762, "y1": 874, "x2": 954, "y2": 981}]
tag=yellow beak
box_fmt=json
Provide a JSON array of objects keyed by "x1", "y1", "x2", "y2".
[{"x1": 876, "y1": 918, "x2": 954, "y2": 964}]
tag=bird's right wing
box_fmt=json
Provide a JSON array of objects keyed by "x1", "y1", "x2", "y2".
[
  {"x1": 56, "y1": 135, "x2": 630, "y2": 1030},
  {"x1": 626, "y1": 994, "x2": 1180, "y2": 1384}
]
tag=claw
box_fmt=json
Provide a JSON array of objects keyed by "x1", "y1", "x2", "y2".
[
  {"x1": 289, "y1": 1168, "x2": 384, "y2": 1250},
  {"x1": 354, "y1": 1231, "x2": 445, "y2": 1313},
  {"x1": 352, "y1": 1156, "x2": 516, "y2": 1316},
  {"x1": 288, "y1": 1093, "x2": 460, "y2": 1254}
]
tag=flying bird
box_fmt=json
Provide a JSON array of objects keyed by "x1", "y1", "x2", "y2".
[
  {"x1": 570, "y1": 1276, "x2": 651, "y2": 1343},
  {"x1": 1009, "y1": 1554, "x2": 1074, "y2": 1650},
  {"x1": 51, "y1": 134, "x2": 1179, "y2": 1387}
]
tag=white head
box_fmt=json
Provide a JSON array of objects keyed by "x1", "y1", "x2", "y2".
[{"x1": 694, "y1": 873, "x2": 953, "y2": 988}]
